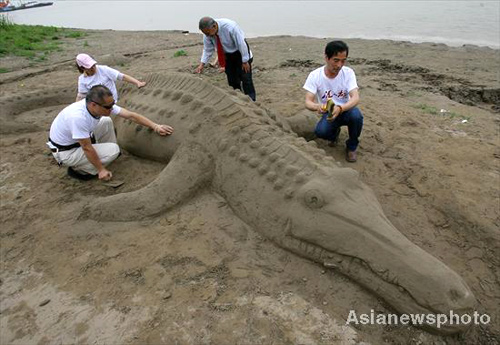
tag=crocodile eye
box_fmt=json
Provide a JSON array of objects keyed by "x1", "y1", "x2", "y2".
[{"x1": 303, "y1": 189, "x2": 325, "y2": 209}]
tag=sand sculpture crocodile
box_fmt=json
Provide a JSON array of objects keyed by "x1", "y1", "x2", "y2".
[
  {"x1": 0, "y1": 87, "x2": 74, "y2": 134},
  {"x1": 1, "y1": 74, "x2": 476, "y2": 334}
]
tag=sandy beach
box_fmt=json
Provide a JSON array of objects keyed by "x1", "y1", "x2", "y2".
[{"x1": 0, "y1": 29, "x2": 499, "y2": 344}]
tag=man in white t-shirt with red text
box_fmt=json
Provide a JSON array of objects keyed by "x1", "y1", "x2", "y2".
[
  {"x1": 48, "y1": 85, "x2": 173, "y2": 181},
  {"x1": 303, "y1": 40, "x2": 363, "y2": 162}
]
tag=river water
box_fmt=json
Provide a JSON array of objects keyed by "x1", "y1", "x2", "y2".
[{"x1": 6, "y1": 0, "x2": 500, "y2": 48}]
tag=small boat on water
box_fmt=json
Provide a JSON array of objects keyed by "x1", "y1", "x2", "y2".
[{"x1": 0, "y1": 0, "x2": 53, "y2": 12}]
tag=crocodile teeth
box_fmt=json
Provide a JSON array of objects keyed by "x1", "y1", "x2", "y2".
[
  {"x1": 284, "y1": 218, "x2": 293, "y2": 235},
  {"x1": 390, "y1": 275, "x2": 399, "y2": 285},
  {"x1": 323, "y1": 261, "x2": 339, "y2": 269}
]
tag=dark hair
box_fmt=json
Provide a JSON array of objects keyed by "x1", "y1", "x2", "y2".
[
  {"x1": 76, "y1": 63, "x2": 85, "y2": 74},
  {"x1": 199, "y1": 17, "x2": 216, "y2": 31},
  {"x1": 325, "y1": 41, "x2": 349, "y2": 59},
  {"x1": 86, "y1": 85, "x2": 113, "y2": 104}
]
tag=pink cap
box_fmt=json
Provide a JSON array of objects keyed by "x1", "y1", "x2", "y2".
[{"x1": 76, "y1": 53, "x2": 97, "y2": 69}]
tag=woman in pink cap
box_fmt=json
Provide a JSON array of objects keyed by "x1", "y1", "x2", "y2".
[{"x1": 75, "y1": 53, "x2": 146, "y2": 102}]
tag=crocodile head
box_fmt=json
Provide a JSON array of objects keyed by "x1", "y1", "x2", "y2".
[{"x1": 284, "y1": 167, "x2": 476, "y2": 333}]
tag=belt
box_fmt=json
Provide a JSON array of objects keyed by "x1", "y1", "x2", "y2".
[
  {"x1": 48, "y1": 138, "x2": 80, "y2": 152},
  {"x1": 48, "y1": 134, "x2": 96, "y2": 152}
]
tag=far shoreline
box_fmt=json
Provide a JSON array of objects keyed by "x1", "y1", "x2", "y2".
[
  {"x1": 22, "y1": 25, "x2": 500, "y2": 51},
  {"x1": 53, "y1": 26, "x2": 500, "y2": 51},
  {"x1": 3, "y1": 11, "x2": 499, "y2": 50}
]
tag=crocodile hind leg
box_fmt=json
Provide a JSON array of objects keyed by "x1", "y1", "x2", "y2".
[{"x1": 81, "y1": 142, "x2": 215, "y2": 221}]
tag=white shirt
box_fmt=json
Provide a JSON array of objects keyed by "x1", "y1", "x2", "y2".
[
  {"x1": 49, "y1": 100, "x2": 121, "y2": 146},
  {"x1": 201, "y1": 18, "x2": 253, "y2": 64},
  {"x1": 303, "y1": 66, "x2": 358, "y2": 105},
  {"x1": 78, "y1": 65, "x2": 123, "y2": 101}
]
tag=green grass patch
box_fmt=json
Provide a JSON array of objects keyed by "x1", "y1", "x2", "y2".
[
  {"x1": 412, "y1": 103, "x2": 468, "y2": 121},
  {"x1": 411, "y1": 103, "x2": 439, "y2": 115},
  {"x1": 404, "y1": 90, "x2": 423, "y2": 98},
  {"x1": 448, "y1": 112, "x2": 470, "y2": 122},
  {"x1": 0, "y1": 15, "x2": 12, "y2": 29},
  {"x1": 0, "y1": 67, "x2": 9, "y2": 73},
  {"x1": 64, "y1": 31, "x2": 84, "y2": 38},
  {"x1": 0, "y1": 18, "x2": 86, "y2": 60},
  {"x1": 173, "y1": 50, "x2": 187, "y2": 57}
]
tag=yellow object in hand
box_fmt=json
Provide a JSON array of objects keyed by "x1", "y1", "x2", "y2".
[{"x1": 326, "y1": 99, "x2": 336, "y2": 120}]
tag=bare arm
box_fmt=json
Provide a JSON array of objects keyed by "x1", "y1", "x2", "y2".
[
  {"x1": 117, "y1": 108, "x2": 174, "y2": 136},
  {"x1": 77, "y1": 138, "x2": 112, "y2": 180},
  {"x1": 305, "y1": 91, "x2": 323, "y2": 113},
  {"x1": 327, "y1": 88, "x2": 360, "y2": 121},
  {"x1": 305, "y1": 89, "x2": 360, "y2": 121},
  {"x1": 122, "y1": 74, "x2": 146, "y2": 88},
  {"x1": 76, "y1": 93, "x2": 86, "y2": 102},
  {"x1": 342, "y1": 88, "x2": 360, "y2": 112}
]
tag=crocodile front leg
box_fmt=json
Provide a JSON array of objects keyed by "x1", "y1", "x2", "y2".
[{"x1": 81, "y1": 142, "x2": 215, "y2": 221}]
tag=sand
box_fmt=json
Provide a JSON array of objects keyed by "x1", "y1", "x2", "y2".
[{"x1": 0, "y1": 29, "x2": 499, "y2": 344}]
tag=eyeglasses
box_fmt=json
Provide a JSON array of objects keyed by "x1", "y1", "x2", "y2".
[
  {"x1": 202, "y1": 26, "x2": 217, "y2": 36},
  {"x1": 93, "y1": 100, "x2": 115, "y2": 110}
]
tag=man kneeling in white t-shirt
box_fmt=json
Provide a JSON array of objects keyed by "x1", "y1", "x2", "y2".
[
  {"x1": 48, "y1": 85, "x2": 174, "y2": 181},
  {"x1": 303, "y1": 40, "x2": 363, "y2": 162}
]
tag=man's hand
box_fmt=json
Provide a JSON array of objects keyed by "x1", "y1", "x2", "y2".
[
  {"x1": 327, "y1": 105, "x2": 342, "y2": 122},
  {"x1": 136, "y1": 81, "x2": 146, "y2": 88},
  {"x1": 154, "y1": 124, "x2": 174, "y2": 136},
  {"x1": 98, "y1": 168, "x2": 112, "y2": 181},
  {"x1": 318, "y1": 103, "x2": 328, "y2": 114},
  {"x1": 242, "y1": 62, "x2": 251, "y2": 73},
  {"x1": 79, "y1": 138, "x2": 110, "y2": 179},
  {"x1": 218, "y1": 67, "x2": 225, "y2": 73},
  {"x1": 195, "y1": 63, "x2": 205, "y2": 74}
]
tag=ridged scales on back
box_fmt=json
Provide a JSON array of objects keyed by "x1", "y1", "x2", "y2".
[
  {"x1": 78, "y1": 73, "x2": 476, "y2": 334},
  {"x1": 113, "y1": 73, "x2": 341, "y2": 198}
]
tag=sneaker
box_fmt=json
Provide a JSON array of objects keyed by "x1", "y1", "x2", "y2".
[
  {"x1": 346, "y1": 149, "x2": 357, "y2": 163},
  {"x1": 67, "y1": 167, "x2": 96, "y2": 181}
]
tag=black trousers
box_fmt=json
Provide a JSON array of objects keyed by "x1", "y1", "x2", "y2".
[{"x1": 224, "y1": 49, "x2": 256, "y2": 101}]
